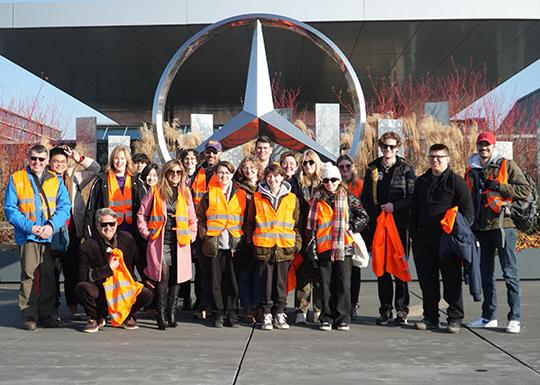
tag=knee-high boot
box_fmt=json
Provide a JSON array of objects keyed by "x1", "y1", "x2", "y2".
[
  {"x1": 167, "y1": 284, "x2": 179, "y2": 328},
  {"x1": 155, "y1": 281, "x2": 168, "y2": 330}
]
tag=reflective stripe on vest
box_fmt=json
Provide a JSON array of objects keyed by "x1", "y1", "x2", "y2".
[
  {"x1": 12, "y1": 169, "x2": 59, "y2": 222},
  {"x1": 191, "y1": 168, "x2": 207, "y2": 206},
  {"x1": 108, "y1": 171, "x2": 133, "y2": 225},
  {"x1": 253, "y1": 192, "x2": 296, "y2": 248},
  {"x1": 206, "y1": 185, "x2": 246, "y2": 238},
  {"x1": 484, "y1": 159, "x2": 512, "y2": 213},
  {"x1": 315, "y1": 200, "x2": 353, "y2": 254},
  {"x1": 147, "y1": 186, "x2": 191, "y2": 245}
]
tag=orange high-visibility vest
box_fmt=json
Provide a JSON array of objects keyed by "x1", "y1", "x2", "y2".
[
  {"x1": 12, "y1": 169, "x2": 59, "y2": 222},
  {"x1": 253, "y1": 192, "x2": 297, "y2": 248},
  {"x1": 147, "y1": 186, "x2": 191, "y2": 245},
  {"x1": 206, "y1": 185, "x2": 246, "y2": 238},
  {"x1": 315, "y1": 200, "x2": 353, "y2": 254},
  {"x1": 103, "y1": 248, "x2": 143, "y2": 327},
  {"x1": 192, "y1": 168, "x2": 218, "y2": 206},
  {"x1": 348, "y1": 178, "x2": 363, "y2": 199},
  {"x1": 484, "y1": 159, "x2": 511, "y2": 213},
  {"x1": 108, "y1": 171, "x2": 133, "y2": 225}
]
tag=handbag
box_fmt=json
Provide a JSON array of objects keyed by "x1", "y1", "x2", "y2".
[{"x1": 350, "y1": 231, "x2": 369, "y2": 268}]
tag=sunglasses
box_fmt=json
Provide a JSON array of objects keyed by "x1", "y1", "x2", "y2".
[
  {"x1": 338, "y1": 163, "x2": 351, "y2": 170},
  {"x1": 302, "y1": 160, "x2": 315, "y2": 166},
  {"x1": 168, "y1": 169, "x2": 182, "y2": 175},
  {"x1": 30, "y1": 156, "x2": 46, "y2": 162},
  {"x1": 323, "y1": 178, "x2": 340, "y2": 184},
  {"x1": 99, "y1": 221, "x2": 117, "y2": 228},
  {"x1": 380, "y1": 144, "x2": 397, "y2": 150},
  {"x1": 427, "y1": 155, "x2": 449, "y2": 161},
  {"x1": 205, "y1": 149, "x2": 218, "y2": 155}
]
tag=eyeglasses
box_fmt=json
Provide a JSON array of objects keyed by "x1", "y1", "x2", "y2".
[
  {"x1": 302, "y1": 160, "x2": 315, "y2": 166},
  {"x1": 323, "y1": 178, "x2": 340, "y2": 184},
  {"x1": 99, "y1": 221, "x2": 117, "y2": 228},
  {"x1": 205, "y1": 149, "x2": 218, "y2": 155},
  {"x1": 380, "y1": 144, "x2": 397, "y2": 150},
  {"x1": 30, "y1": 156, "x2": 46, "y2": 162},
  {"x1": 338, "y1": 163, "x2": 351, "y2": 170},
  {"x1": 427, "y1": 155, "x2": 449, "y2": 161},
  {"x1": 168, "y1": 169, "x2": 182, "y2": 175}
]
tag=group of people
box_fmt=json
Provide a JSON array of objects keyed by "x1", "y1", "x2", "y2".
[{"x1": 4, "y1": 131, "x2": 529, "y2": 334}]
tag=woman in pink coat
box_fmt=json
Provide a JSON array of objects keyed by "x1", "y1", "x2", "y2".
[{"x1": 137, "y1": 160, "x2": 197, "y2": 329}]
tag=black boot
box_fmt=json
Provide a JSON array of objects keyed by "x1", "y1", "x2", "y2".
[
  {"x1": 155, "y1": 282, "x2": 168, "y2": 330},
  {"x1": 167, "y1": 284, "x2": 179, "y2": 328}
]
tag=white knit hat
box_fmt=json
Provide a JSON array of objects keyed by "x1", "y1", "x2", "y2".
[{"x1": 321, "y1": 162, "x2": 341, "y2": 181}]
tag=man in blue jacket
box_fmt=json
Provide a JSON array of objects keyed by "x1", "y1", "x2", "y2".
[{"x1": 4, "y1": 144, "x2": 71, "y2": 330}]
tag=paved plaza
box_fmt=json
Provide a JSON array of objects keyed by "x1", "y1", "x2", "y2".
[{"x1": 0, "y1": 280, "x2": 539, "y2": 385}]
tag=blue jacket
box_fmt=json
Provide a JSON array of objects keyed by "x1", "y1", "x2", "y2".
[
  {"x1": 4, "y1": 166, "x2": 71, "y2": 245},
  {"x1": 439, "y1": 211, "x2": 482, "y2": 302}
]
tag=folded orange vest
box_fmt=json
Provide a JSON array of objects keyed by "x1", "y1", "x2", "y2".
[
  {"x1": 103, "y1": 248, "x2": 143, "y2": 327},
  {"x1": 371, "y1": 211, "x2": 411, "y2": 282},
  {"x1": 441, "y1": 206, "x2": 459, "y2": 234},
  {"x1": 286, "y1": 251, "x2": 303, "y2": 293}
]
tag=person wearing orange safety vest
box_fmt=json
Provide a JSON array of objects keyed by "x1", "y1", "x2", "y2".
[
  {"x1": 77, "y1": 208, "x2": 152, "y2": 333},
  {"x1": 245, "y1": 163, "x2": 302, "y2": 331},
  {"x1": 359, "y1": 132, "x2": 416, "y2": 326},
  {"x1": 197, "y1": 160, "x2": 247, "y2": 328},
  {"x1": 411, "y1": 143, "x2": 474, "y2": 334},
  {"x1": 4, "y1": 144, "x2": 71, "y2": 331},
  {"x1": 464, "y1": 132, "x2": 530, "y2": 334},
  {"x1": 137, "y1": 160, "x2": 197, "y2": 330},
  {"x1": 306, "y1": 163, "x2": 368, "y2": 332}
]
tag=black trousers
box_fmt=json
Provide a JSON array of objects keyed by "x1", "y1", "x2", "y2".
[
  {"x1": 77, "y1": 282, "x2": 152, "y2": 321},
  {"x1": 412, "y1": 231, "x2": 464, "y2": 323},
  {"x1": 377, "y1": 227, "x2": 410, "y2": 316},
  {"x1": 53, "y1": 226, "x2": 81, "y2": 309},
  {"x1": 319, "y1": 255, "x2": 352, "y2": 325},
  {"x1": 209, "y1": 250, "x2": 238, "y2": 318},
  {"x1": 350, "y1": 266, "x2": 361, "y2": 305},
  {"x1": 258, "y1": 259, "x2": 290, "y2": 314}
]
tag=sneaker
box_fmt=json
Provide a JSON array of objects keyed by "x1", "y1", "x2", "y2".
[
  {"x1": 83, "y1": 319, "x2": 99, "y2": 333},
  {"x1": 447, "y1": 320, "x2": 461, "y2": 334},
  {"x1": 351, "y1": 303, "x2": 360, "y2": 320},
  {"x1": 261, "y1": 313, "x2": 273, "y2": 330},
  {"x1": 213, "y1": 314, "x2": 224, "y2": 328},
  {"x1": 319, "y1": 321, "x2": 332, "y2": 331},
  {"x1": 376, "y1": 313, "x2": 391, "y2": 326},
  {"x1": 506, "y1": 320, "x2": 521, "y2": 334},
  {"x1": 467, "y1": 317, "x2": 498, "y2": 328},
  {"x1": 39, "y1": 316, "x2": 60, "y2": 328},
  {"x1": 394, "y1": 315, "x2": 408, "y2": 326},
  {"x1": 97, "y1": 318, "x2": 106, "y2": 328},
  {"x1": 23, "y1": 320, "x2": 37, "y2": 331},
  {"x1": 224, "y1": 316, "x2": 239, "y2": 328},
  {"x1": 273, "y1": 313, "x2": 290, "y2": 330},
  {"x1": 193, "y1": 309, "x2": 207, "y2": 320},
  {"x1": 415, "y1": 319, "x2": 440, "y2": 330},
  {"x1": 312, "y1": 311, "x2": 321, "y2": 324},
  {"x1": 295, "y1": 312, "x2": 307, "y2": 325},
  {"x1": 337, "y1": 322, "x2": 350, "y2": 331},
  {"x1": 122, "y1": 318, "x2": 139, "y2": 330}
]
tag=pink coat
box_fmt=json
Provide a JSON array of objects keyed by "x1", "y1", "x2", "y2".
[{"x1": 137, "y1": 188, "x2": 197, "y2": 284}]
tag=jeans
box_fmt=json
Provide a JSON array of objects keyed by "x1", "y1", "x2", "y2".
[{"x1": 476, "y1": 228, "x2": 521, "y2": 321}]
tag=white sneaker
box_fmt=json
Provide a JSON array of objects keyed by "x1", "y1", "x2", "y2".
[
  {"x1": 273, "y1": 313, "x2": 290, "y2": 330},
  {"x1": 261, "y1": 313, "x2": 273, "y2": 330},
  {"x1": 295, "y1": 312, "x2": 307, "y2": 325},
  {"x1": 312, "y1": 311, "x2": 321, "y2": 324},
  {"x1": 467, "y1": 317, "x2": 498, "y2": 328},
  {"x1": 506, "y1": 320, "x2": 521, "y2": 334}
]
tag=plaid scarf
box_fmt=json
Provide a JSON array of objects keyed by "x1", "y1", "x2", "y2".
[{"x1": 308, "y1": 189, "x2": 348, "y2": 261}]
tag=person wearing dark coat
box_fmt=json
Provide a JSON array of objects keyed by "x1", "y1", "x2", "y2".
[{"x1": 410, "y1": 144, "x2": 474, "y2": 334}]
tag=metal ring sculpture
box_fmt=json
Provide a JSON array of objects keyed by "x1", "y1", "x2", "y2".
[{"x1": 152, "y1": 13, "x2": 366, "y2": 162}]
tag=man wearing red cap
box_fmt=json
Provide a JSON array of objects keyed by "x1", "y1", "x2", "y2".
[{"x1": 465, "y1": 131, "x2": 530, "y2": 333}]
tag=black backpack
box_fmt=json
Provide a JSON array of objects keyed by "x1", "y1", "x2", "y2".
[{"x1": 495, "y1": 159, "x2": 538, "y2": 232}]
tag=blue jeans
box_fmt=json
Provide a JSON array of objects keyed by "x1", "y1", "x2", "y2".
[{"x1": 476, "y1": 228, "x2": 521, "y2": 321}]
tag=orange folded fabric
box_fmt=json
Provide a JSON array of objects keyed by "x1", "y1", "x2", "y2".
[
  {"x1": 286, "y1": 251, "x2": 303, "y2": 293},
  {"x1": 440, "y1": 206, "x2": 459, "y2": 234}
]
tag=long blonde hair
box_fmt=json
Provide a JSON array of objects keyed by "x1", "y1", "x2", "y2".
[
  {"x1": 299, "y1": 149, "x2": 322, "y2": 188},
  {"x1": 157, "y1": 159, "x2": 190, "y2": 203},
  {"x1": 105, "y1": 145, "x2": 136, "y2": 175}
]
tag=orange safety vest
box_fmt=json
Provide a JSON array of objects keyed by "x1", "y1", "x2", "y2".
[
  {"x1": 147, "y1": 186, "x2": 191, "y2": 245},
  {"x1": 253, "y1": 192, "x2": 296, "y2": 248},
  {"x1": 315, "y1": 200, "x2": 353, "y2": 254},
  {"x1": 206, "y1": 185, "x2": 246, "y2": 238},
  {"x1": 348, "y1": 178, "x2": 363, "y2": 199},
  {"x1": 466, "y1": 159, "x2": 511, "y2": 214},
  {"x1": 108, "y1": 171, "x2": 133, "y2": 225},
  {"x1": 103, "y1": 248, "x2": 143, "y2": 327},
  {"x1": 12, "y1": 169, "x2": 59, "y2": 222},
  {"x1": 192, "y1": 168, "x2": 218, "y2": 206}
]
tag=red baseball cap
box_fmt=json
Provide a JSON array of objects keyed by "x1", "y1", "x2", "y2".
[{"x1": 477, "y1": 132, "x2": 496, "y2": 145}]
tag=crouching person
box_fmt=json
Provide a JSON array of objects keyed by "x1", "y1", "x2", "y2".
[{"x1": 77, "y1": 208, "x2": 153, "y2": 333}]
